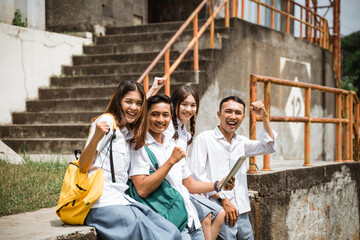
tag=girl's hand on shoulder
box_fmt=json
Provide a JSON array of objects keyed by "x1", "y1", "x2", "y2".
[{"x1": 169, "y1": 146, "x2": 186, "y2": 165}]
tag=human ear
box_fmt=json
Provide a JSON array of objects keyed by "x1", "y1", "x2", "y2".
[{"x1": 217, "y1": 111, "x2": 220, "y2": 119}]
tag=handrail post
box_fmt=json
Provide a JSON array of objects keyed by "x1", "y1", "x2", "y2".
[
  {"x1": 300, "y1": 6, "x2": 303, "y2": 39},
  {"x1": 231, "y1": 0, "x2": 236, "y2": 17},
  {"x1": 248, "y1": 75, "x2": 258, "y2": 173},
  {"x1": 354, "y1": 96, "x2": 360, "y2": 161},
  {"x1": 193, "y1": 15, "x2": 199, "y2": 72},
  {"x1": 241, "y1": 0, "x2": 245, "y2": 19},
  {"x1": 210, "y1": 0, "x2": 215, "y2": 48},
  {"x1": 304, "y1": 87, "x2": 312, "y2": 166},
  {"x1": 257, "y1": 0, "x2": 260, "y2": 24},
  {"x1": 225, "y1": 0, "x2": 230, "y2": 27},
  {"x1": 305, "y1": 0, "x2": 310, "y2": 40},
  {"x1": 165, "y1": 49, "x2": 170, "y2": 96},
  {"x1": 271, "y1": 0, "x2": 274, "y2": 29},
  {"x1": 335, "y1": 93, "x2": 342, "y2": 162},
  {"x1": 286, "y1": 0, "x2": 290, "y2": 33},
  {"x1": 262, "y1": 81, "x2": 272, "y2": 171},
  {"x1": 348, "y1": 93, "x2": 354, "y2": 161},
  {"x1": 343, "y1": 93, "x2": 351, "y2": 161},
  {"x1": 144, "y1": 74, "x2": 149, "y2": 94}
]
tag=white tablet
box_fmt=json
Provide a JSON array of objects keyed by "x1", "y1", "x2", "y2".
[{"x1": 219, "y1": 156, "x2": 247, "y2": 191}]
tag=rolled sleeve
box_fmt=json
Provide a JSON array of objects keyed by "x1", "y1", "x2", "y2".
[
  {"x1": 129, "y1": 147, "x2": 151, "y2": 177},
  {"x1": 245, "y1": 128, "x2": 277, "y2": 156}
]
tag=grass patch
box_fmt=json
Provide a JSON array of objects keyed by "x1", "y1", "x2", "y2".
[{"x1": 0, "y1": 158, "x2": 68, "y2": 217}]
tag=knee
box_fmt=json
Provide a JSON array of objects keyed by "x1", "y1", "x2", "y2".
[
  {"x1": 217, "y1": 209, "x2": 225, "y2": 222},
  {"x1": 202, "y1": 213, "x2": 212, "y2": 227}
]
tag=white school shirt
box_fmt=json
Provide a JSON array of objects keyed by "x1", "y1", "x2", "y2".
[
  {"x1": 129, "y1": 132, "x2": 202, "y2": 229},
  {"x1": 164, "y1": 119, "x2": 191, "y2": 154},
  {"x1": 190, "y1": 126, "x2": 277, "y2": 214},
  {"x1": 85, "y1": 114, "x2": 133, "y2": 208}
]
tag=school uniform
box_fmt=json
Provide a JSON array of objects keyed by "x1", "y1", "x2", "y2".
[
  {"x1": 129, "y1": 132, "x2": 205, "y2": 240},
  {"x1": 190, "y1": 126, "x2": 277, "y2": 240},
  {"x1": 84, "y1": 115, "x2": 181, "y2": 240},
  {"x1": 164, "y1": 120, "x2": 222, "y2": 222}
]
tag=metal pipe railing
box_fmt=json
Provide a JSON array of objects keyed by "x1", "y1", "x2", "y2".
[
  {"x1": 248, "y1": 74, "x2": 360, "y2": 173},
  {"x1": 137, "y1": 0, "x2": 235, "y2": 96}
]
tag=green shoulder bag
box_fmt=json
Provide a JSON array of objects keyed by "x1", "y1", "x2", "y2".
[{"x1": 126, "y1": 146, "x2": 188, "y2": 231}]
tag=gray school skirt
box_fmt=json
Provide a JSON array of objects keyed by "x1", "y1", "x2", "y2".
[
  {"x1": 85, "y1": 201, "x2": 182, "y2": 240},
  {"x1": 190, "y1": 194, "x2": 222, "y2": 222}
]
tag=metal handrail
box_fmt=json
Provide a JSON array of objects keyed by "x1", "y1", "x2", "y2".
[
  {"x1": 248, "y1": 0, "x2": 331, "y2": 50},
  {"x1": 137, "y1": 0, "x2": 234, "y2": 96},
  {"x1": 248, "y1": 74, "x2": 360, "y2": 173}
]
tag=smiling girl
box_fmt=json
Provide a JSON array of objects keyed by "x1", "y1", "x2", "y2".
[
  {"x1": 78, "y1": 80, "x2": 181, "y2": 240},
  {"x1": 163, "y1": 85, "x2": 226, "y2": 240}
]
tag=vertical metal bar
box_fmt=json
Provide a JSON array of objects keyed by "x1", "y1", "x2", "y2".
[
  {"x1": 257, "y1": 0, "x2": 261, "y2": 25},
  {"x1": 309, "y1": 12, "x2": 313, "y2": 42},
  {"x1": 335, "y1": 93, "x2": 342, "y2": 161},
  {"x1": 305, "y1": 0, "x2": 310, "y2": 40},
  {"x1": 348, "y1": 93, "x2": 354, "y2": 161},
  {"x1": 144, "y1": 74, "x2": 149, "y2": 94},
  {"x1": 193, "y1": 15, "x2": 199, "y2": 72},
  {"x1": 210, "y1": 0, "x2": 215, "y2": 48},
  {"x1": 343, "y1": 93, "x2": 350, "y2": 161},
  {"x1": 333, "y1": 0, "x2": 341, "y2": 88},
  {"x1": 262, "y1": 81, "x2": 271, "y2": 171},
  {"x1": 231, "y1": 0, "x2": 236, "y2": 17},
  {"x1": 248, "y1": 75, "x2": 258, "y2": 173},
  {"x1": 300, "y1": 7, "x2": 303, "y2": 39},
  {"x1": 235, "y1": 0, "x2": 238, "y2": 18},
  {"x1": 271, "y1": 0, "x2": 274, "y2": 29},
  {"x1": 225, "y1": 0, "x2": 230, "y2": 27},
  {"x1": 241, "y1": 0, "x2": 245, "y2": 19},
  {"x1": 355, "y1": 98, "x2": 360, "y2": 161},
  {"x1": 304, "y1": 87, "x2": 312, "y2": 166},
  {"x1": 286, "y1": 0, "x2": 290, "y2": 33},
  {"x1": 164, "y1": 49, "x2": 170, "y2": 96}
]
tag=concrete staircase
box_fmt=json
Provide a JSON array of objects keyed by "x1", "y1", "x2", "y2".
[{"x1": 0, "y1": 19, "x2": 230, "y2": 154}]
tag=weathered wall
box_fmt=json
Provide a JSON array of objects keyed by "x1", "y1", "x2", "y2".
[
  {"x1": 196, "y1": 18, "x2": 336, "y2": 161},
  {"x1": 0, "y1": 0, "x2": 45, "y2": 30},
  {"x1": 247, "y1": 163, "x2": 360, "y2": 240},
  {"x1": 46, "y1": 0, "x2": 147, "y2": 33},
  {"x1": 0, "y1": 23, "x2": 92, "y2": 124}
]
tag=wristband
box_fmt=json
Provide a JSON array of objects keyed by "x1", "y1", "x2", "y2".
[{"x1": 214, "y1": 180, "x2": 219, "y2": 192}]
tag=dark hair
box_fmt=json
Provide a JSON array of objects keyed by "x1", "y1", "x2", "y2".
[
  {"x1": 171, "y1": 85, "x2": 199, "y2": 145},
  {"x1": 147, "y1": 94, "x2": 173, "y2": 114},
  {"x1": 97, "y1": 80, "x2": 147, "y2": 150},
  {"x1": 219, "y1": 96, "x2": 246, "y2": 112}
]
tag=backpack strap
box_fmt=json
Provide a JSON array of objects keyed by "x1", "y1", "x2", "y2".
[
  {"x1": 103, "y1": 113, "x2": 117, "y2": 183},
  {"x1": 144, "y1": 145, "x2": 159, "y2": 170}
]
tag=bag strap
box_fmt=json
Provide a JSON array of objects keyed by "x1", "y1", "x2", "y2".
[
  {"x1": 104, "y1": 113, "x2": 117, "y2": 183},
  {"x1": 144, "y1": 145, "x2": 159, "y2": 170}
]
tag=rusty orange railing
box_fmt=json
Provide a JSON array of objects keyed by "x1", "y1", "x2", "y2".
[
  {"x1": 137, "y1": 0, "x2": 239, "y2": 96},
  {"x1": 245, "y1": 0, "x2": 331, "y2": 50},
  {"x1": 248, "y1": 74, "x2": 360, "y2": 173}
]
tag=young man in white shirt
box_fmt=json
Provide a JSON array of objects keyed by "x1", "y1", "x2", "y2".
[{"x1": 190, "y1": 96, "x2": 277, "y2": 240}]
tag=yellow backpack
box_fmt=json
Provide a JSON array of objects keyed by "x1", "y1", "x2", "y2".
[{"x1": 56, "y1": 113, "x2": 117, "y2": 225}]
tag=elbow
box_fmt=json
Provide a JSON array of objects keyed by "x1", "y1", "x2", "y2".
[{"x1": 137, "y1": 188, "x2": 150, "y2": 198}]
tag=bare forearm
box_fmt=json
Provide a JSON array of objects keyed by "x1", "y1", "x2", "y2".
[
  {"x1": 261, "y1": 115, "x2": 274, "y2": 140},
  {"x1": 183, "y1": 176, "x2": 215, "y2": 194},
  {"x1": 79, "y1": 135, "x2": 102, "y2": 172}
]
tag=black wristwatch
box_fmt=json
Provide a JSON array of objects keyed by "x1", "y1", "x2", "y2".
[{"x1": 218, "y1": 191, "x2": 226, "y2": 203}]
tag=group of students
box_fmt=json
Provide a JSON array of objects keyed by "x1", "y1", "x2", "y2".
[{"x1": 78, "y1": 78, "x2": 277, "y2": 240}]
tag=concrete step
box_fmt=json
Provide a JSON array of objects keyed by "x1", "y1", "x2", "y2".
[
  {"x1": 0, "y1": 207, "x2": 97, "y2": 240},
  {"x1": 95, "y1": 28, "x2": 230, "y2": 45},
  {"x1": 2, "y1": 138, "x2": 86, "y2": 154},
  {"x1": 26, "y1": 99, "x2": 109, "y2": 112},
  {"x1": 51, "y1": 71, "x2": 206, "y2": 88},
  {"x1": 73, "y1": 49, "x2": 220, "y2": 65},
  {"x1": 0, "y1": 124, "x2": 90, "y2": 139},
  {"x1": 63, "y1": 60, "x2": 212, "y2": 76},
  {"x1": 12, "y1": 111, "x2": 102, "y2": 124},
  {"x1": 39, "y1": 86, "x2": 117, "y2": 100},
  {"x1": 83, "y1": 37, "x2": 222, "y2": 55},
  {"x1": 106, "y1": 18, "x2": 229, "y2": 35}
]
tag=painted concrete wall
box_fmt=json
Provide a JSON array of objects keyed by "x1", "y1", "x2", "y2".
[
  {"x1": 248, "y1": 163, "x2": 360, "y2": 239},
  {"x1": 195, "y1": 18, "x2": 336, "y2": 162},
  {"x1": 0, "y1": 23, "x2": 92, "y2": 124},
  {"x1": 0, "y1": 0, "x2": 45, "y2": 30}
]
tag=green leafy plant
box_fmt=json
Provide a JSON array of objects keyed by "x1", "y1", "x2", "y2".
[{"x1": 12, "y1": 9, "x2": 27, "y2": 27}]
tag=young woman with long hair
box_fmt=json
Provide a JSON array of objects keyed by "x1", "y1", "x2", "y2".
[{"x1": 78, "y1": 80, "x2": 181, "y2": 240}]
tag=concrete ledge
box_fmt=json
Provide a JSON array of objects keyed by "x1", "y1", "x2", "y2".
[{"x1": 0, "y1": 207, "x2": 97, "y2": 240}]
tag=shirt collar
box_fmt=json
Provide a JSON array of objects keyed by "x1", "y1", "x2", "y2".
[
  {"x1": 146, "y1": 132, "x2": 171, "y2": 146},
  {"x1": 121, "y1": 127, "x2": 133, "y2": 141},
  {"x1": 213, "y1": 125, "x2": 239, "y2": 141}
]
